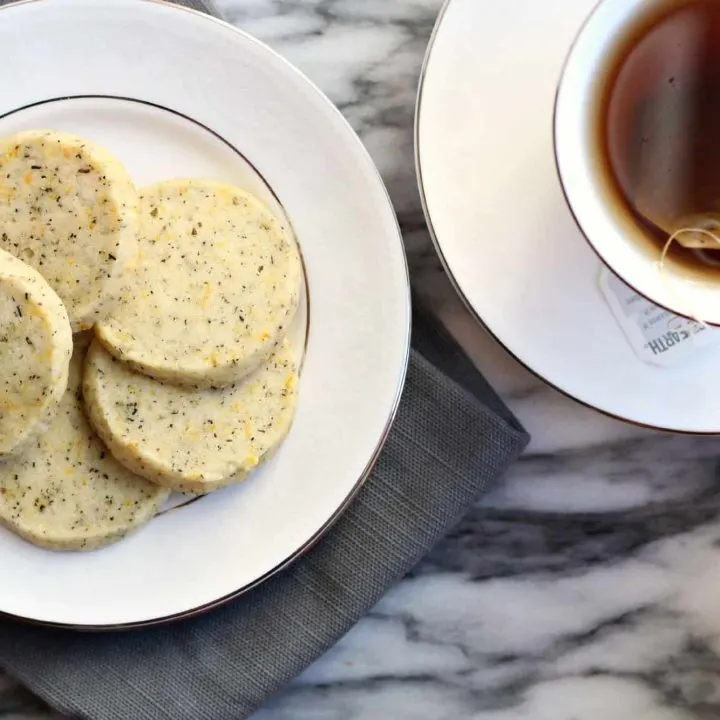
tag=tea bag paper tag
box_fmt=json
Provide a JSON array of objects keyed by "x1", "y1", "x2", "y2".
[{"x1": 599, "y1": 268, "x2": 720, "y2": 367}]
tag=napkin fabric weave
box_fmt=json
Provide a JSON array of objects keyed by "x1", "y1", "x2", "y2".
[{"x1": 0, "y1": 2, "x2": 530, "y2": 719}]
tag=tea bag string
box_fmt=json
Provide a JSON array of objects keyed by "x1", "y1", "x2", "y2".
[{"x1": 658, "y1": 227, "x2": 720, "y2": 328}]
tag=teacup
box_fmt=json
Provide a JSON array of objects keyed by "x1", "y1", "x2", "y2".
[{"x1": 554, "y1": 0, "x2": 720, "y2": 324}]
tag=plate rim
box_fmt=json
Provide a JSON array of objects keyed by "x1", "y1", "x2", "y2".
[
  {"x1": 414, "y1": 0, "x2": 720, "y2": 436},
  {"x1": 0, "y1": 0, "x2": 412, "y2": 631}
]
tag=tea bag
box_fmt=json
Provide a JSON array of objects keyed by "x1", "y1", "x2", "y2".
[{"x1": 665, "y1": 213, "x2": 720, "y2": 248}]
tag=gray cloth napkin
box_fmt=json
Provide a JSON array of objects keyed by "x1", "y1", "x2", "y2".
[{"x1": 0, "y1": 2, "x2": 530, "y2": 719}]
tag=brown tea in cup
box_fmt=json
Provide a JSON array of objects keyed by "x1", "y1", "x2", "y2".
[{"x1": 596, "y1": 0, "x2": 720, "y2": 275}]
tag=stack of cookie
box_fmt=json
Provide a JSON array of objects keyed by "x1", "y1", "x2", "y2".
[{"x1": 0, "y1": 131, "x2": 303, "y2": 551}]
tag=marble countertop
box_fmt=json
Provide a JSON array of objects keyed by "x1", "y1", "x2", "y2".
[{"x1": 6, "y1": 1, "x2": 720, "y2": 718}]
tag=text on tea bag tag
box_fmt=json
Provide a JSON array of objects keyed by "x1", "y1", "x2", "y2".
[{"x1": 599, "y1": 268, "x2": 720, "y2": 367}]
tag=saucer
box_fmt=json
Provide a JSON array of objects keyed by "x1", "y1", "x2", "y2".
[{"x1": 416, "y1": 0, "x2": 720, "y2": 434}]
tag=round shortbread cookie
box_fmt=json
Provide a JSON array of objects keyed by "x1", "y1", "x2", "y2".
[
  {"x1": 0, "y1": 340, "x2": 170, "y2": 551},
  {"x1": 0, "y1": 130, "x2": 139, "y2": 331},
  {"x1": 95, "y1": 180, "x2": 302, "y2": 388},
  {"x1": 0, "y1": 248, "x2": 72, "y2": 459},
  {"x1": 83, "y1": 338, "x2": 299, "y2": 495}
]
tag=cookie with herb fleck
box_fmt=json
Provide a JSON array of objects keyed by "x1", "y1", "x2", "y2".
[
  {"x1": 95, "y1": 180, "x2": 302, "y2": 389},
  {"x1": 0, "y1": 341, "x2": 170, "y2": 551},
  {"x1": 0, "y1": 130, "x2": 139, "y2": 331},
  {"x1": 0, "y1": 248, "x2": 72, "y2": 459},
  {"x1": 83, "y1": 337, "x2": 298, "y2": 494}
]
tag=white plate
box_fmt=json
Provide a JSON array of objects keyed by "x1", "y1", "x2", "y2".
[
  {"x1": 0, "y1": 0, "x2": 410, "y2": 628},
  {"x1": 416, "y1": 0, "x2": 720, "y2": 434}
]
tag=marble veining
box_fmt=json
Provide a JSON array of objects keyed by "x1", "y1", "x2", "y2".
[{"x1": 6, "y1": 1, "x2": 720, "y2": 719}]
